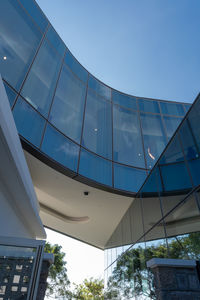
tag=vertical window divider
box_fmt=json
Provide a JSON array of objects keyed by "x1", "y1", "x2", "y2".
[
  {"x1": 39, "y1": 48, "x2": 67, "y2": 149},
  {"x1": 77, "y1": 73, "x2": 89, "y2": 174},
  {"x1": 137, "y1": 99, "x2": 148, "y2": 172}
]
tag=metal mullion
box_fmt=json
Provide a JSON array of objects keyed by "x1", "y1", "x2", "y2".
[
  {"x1": 77, "y1": 73, "x2": 89, "y2": 173},
  {"x1": 158, "y1": 101, "x2": 169, "y2": 142},
  {"x1": 12, "y1": 23, "x2": 50, "y2": 111},
  {"x1": 137, "y1": 100, "x2": 148, "y2": 171},
  {"x1": 39, "y1": 49, "x2": 67, "y2": 149}
]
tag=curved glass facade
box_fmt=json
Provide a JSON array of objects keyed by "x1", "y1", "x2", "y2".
[{"x1": 0, "y1": 0, "x2": 190, "y2": 194}]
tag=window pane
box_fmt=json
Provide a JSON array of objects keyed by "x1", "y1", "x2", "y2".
[
  {"x1": 114, "y1": 164, "x2": 146, "y2": 192},
  {"x1": 82, "y1": 90, "x2": 112, "y2": 159},
  {"x1": 50, "y1": 64, "x2": 86, "y2": 143},
  {"x1": 184, "y1": 104, "x2": 191, "y2": 112},
  {"x1": 161, "y1": 162, "x2": 192, "y2": 191},
  {"x1": 18, "y1": 0, "x2": 48, "y2": 32},
  {"x1": 79, "y1": 149, "x2": 112, "y2": 186},
  {"x1": 160, "y1": 102, "x2": 185, "y2": 116},
  {"x1": 3, "y1": 82, "x2": 17, "y2": 107},
  {"x1": 46, "y1": 26, "x2": 66, "y2": 57},
  {"x1": 88, "y1": 75, "x2": 111, "y2": 101},
  {"x1": 22, "y1": 39, "x2": 63, "y2": 117},
  {"x1": 113, "y1": 105, "x2": 145, "y2": 168},
  {"x1": 41, "y1": 124, "x2": 79, "y2": 172},
  {"x1": 13, "y1": 97, "x2": 45, "y2": 147},
  {"x1": 163, "y1": 116, "x2": 182, "y2": 139},
  {"x1": 0, "y1": 0, "x2": 42, "y2": 90},
  {"x1": 64, "y1": 51, "x2": 88, "y2": 83},
  {"x1": 160, "y1": 137, "x2": 184, "y2": 165},
  {"x1": 112, "y1": 90, "x2": 137, "y2": 110},
  {"x1": 138, "y1": 99, "x2": 160, "y2": 113},
  {"x1": 140, "y1": 113, "x2": 167, "y2": 169}
]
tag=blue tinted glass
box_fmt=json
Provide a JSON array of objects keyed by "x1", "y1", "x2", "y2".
[
  {"x1": 22, "y1": 39, "x2": 63, "y2": 117},
  {"x1": 179, "y1": 121, "x2": 198, "y2": 161},
  {"x1": 140, "y1": 113, "x2": 167, "y2": 169},
  {"x1": 160, "y1": 102, "x2": 185, "y2": 116},
  {"x1": 188, "y1": 158, "x2": 200, "y2": 187},
  {"x1": 112, "y1": 90, "x2": 137, "y2": 110},
  {"x1": 18, "y1": 0, "x2": 48, "y2": 32},
  {"x1": 82, "y1": 90, "x2": 112, "y2": 159},
  {"x1": 13, "y1": 97, "x2": 45, "y2": 147},
  {"x1": 187, "y1": 100, "x2": 200, "y2": 150},
  {"x1": 64, "y1": 51, "x2": 88, "y2": 83},
  {"x1": 46, "y1": 26, "x2": 66, "y2": 57},
  {"x1": 138, "y1": 99, "x2": 160, "y2": 113},
  {"x1": 113, "y1": 105, "x2": 145, "y2": 168},
  {"x1": 114, "y1": 164, "x2": 146, "y2": 192},
  {"x1": 184, "y1": 104, "x2": 191, "y2": 112},
  {"x1": 79, "y1": 149, "x2": 112, "y2": 186},
  {"x1": 163, "y1": 116, "x2": 182, "y2": 139},
  {"x1": 161, "y1": 162, "x2": 192, "y2": 191},
  {"x1": 0, "y1": 0, "x2": 42, "y2": 90},
  {"x1": 140, "y1": 168, "x2": 162, "y2": 194},
  {"x1": 160, "y1": 137, "x2": 184, "y2": 164},
  {"x1": 3, "y1": 82, "x2": 17, "y2": 106},
  {"x1": 50, "y1": 64, "x2": 86, "y2": 143},
  {"x1": 88, "y1": 76, "x2": 111, "y2": 101},
  {"x1": 41, "y1": 124, "x2": 79, "y2": 172}
]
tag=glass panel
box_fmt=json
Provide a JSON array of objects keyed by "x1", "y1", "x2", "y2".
[
  {"x1": 41, "y1": 125, "x2": 79, "y2": 172},
  {"x1": 79, "y1": 149, "x2": 112, "y2": 186},
  {"x1": 64, "y1": 51, "x2": 88, "y2": 83},
  {"x1": 3, "y1": 82, "x2": 17, "y2": 107},
  {"x1": 160, "y1": 102, "x2": 185, "y2": 116},
  {"x1": 138, "y1": 98, "x2": 160, "y2": 113},
  {"x1": 140, "y1": 113, "x2": 167, "y2": 169},
  {"x1": 18, "y1": 0, "x2": 48, "y2": 32},
  {"x1": 0, "y1": 0, "x2": 42, "y2": 90},
  {"x1": 113, "y1": 105, "x2": 145, "y2": 168},
  {"x1": 46, "y1": 26, "x2": 66, "y2": 57},
  {"x1": 22, "y1": 39, "x2": 63, "y2": 117},
  {"x1": 114, "y1": 164, "x2": 146, "y2": 193},
  {"x1": 50, "y1": 64, "x2": 86, "y2": 143},
  {"x1": 187, "y1": 100, "x2": 200, "y2": 152},
  {"x1": 140, "y1": 168, "x2": 162, "y2": 195},
  {"x1": 160, "y1": 136, "x2": 184, "y2": 164},
  {"x1": 112, "y1": 90, "x2": 137, "y2": 110},
  {"x1": 13, "y1": 97, "x2": 45, "y2": 147},
  {"x1": 88, "y1": 75, "x2": 111, "y2": 101},
  {"x1": 184, "y1": 104, "x2": 191, "y2": 112},
  {"x1": 82, "y1": 90, "x2": 112, "y2": 159},
  {"x1": 163, "y1": 116, "x2": 182, "y2": 140},
  {"x1": 160, "y1": 162, "x2": 192, "y2": 191}
]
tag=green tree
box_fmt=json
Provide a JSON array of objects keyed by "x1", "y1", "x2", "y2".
[
  {"x1": 73, "y1": 278, "x2": 104, "y2": 300},
  {"x1": 44, "y1": 242, "x2": 72, "y2": 299},
  {"x1": 105, "y1": 232, "x2": 200, "y2": 299}
]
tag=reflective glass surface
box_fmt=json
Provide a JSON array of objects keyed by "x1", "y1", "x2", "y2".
[
  {"x1": 13, "y1": 97, "x2": 45, "y2": 147},
  {"x1": 160, "y1": 101, "x2": 185, "y2": 116},
  {"x1": 163, "y1": 116, "x2": 182, "y2": 139},
  {"x1": 82, "y1": 90, "x2": 112, "y2": 159},
  {"x1": 138, "y1": 98, "x2": 160, "y2": 113},
  {"x1": 18, "y1": 0, "x2": 48, "y2": 32},
  {"x1": 140, "y1": 113, "x2": 167, "y2": 169},
  {"x1": 0, "y1": 0, "x2": 42, "y2": 90},
  {"x1": 112, "y1": 90, "x2": 137, "y2": 110},
  {"x1": 22, "y1": 39, "x2": 63, "y2": 117},
  {"x1": 113, "y1": 105, "x2": 145, "y2": 167},
  {"x1": 41, "y1": 124, "x2": 79, "y2": 172},
  {"x1": 46, "y1": 26, "x2": 66, "y2": 56},
  {"x1": 79, "y1": 149, "x2": 112, "y2": 186},
  {"x1": 64, "y1": 51, "x2": 88, "y2": 83},
  {"x1": 3, "y1": 82, "x2": 17, "y2": 107},
  {"x1": 114, "y1": 164, "x2": 146, "y2": 192},
  {"x1": 88, "y1": 75, "x2": 111, "y2": 101},
  {"x1": 50, "y1": 64, "x2": 86, "y2": 143}
]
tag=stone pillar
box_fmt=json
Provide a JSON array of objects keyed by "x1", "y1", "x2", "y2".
[
  {"x1": 147, "y1": 258, "x2": 200, "y2": 300},
  {"x1": 36, "y1": 253, "x2": 54, "y2": 300}
]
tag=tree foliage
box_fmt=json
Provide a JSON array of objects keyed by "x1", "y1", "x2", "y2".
[
  {"x1": 73, "y1": 278, "x2": 104, "y2": 300},
  {"x1": 44, "y1": 242, "x2": 72, "y2": 299},
  {"x1": 105, "y1": 232, "x2": 200, "y2": 299}
]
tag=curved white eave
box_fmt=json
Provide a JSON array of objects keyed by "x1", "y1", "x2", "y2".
[{"x1": 0, "y1": 76, "x2": 46, "y2": 239}]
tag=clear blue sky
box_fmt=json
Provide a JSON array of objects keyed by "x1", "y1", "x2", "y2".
[{"x1": 37, "y1": 0, "x2": 200, "y2": 103}]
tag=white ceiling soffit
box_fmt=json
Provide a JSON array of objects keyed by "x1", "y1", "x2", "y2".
[{"x1": 24, "y1": 151, "x2": 134, "y2": 249}]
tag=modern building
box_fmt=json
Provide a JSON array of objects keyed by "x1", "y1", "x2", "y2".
[{"x1": 0, "y1": 0, "x2": 200, "y2": 299}]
